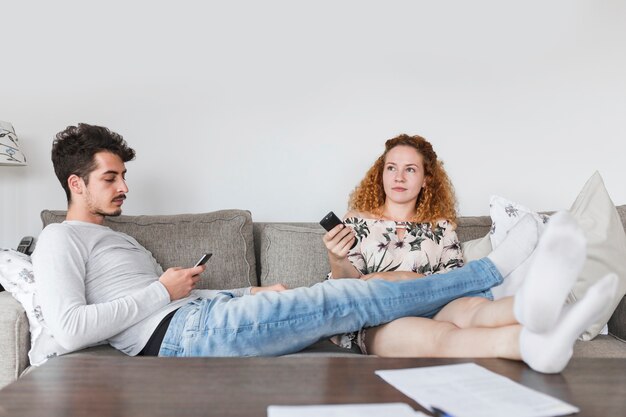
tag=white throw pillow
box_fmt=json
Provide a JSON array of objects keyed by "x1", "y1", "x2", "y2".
[
  {"x1": 567, "y1": 172, "x2": 626, "y2": 340},
  {"x1": 0, "y1": 249, "x2": 70, "y2": 365},
  {"x1": 488, "y1": 195, "x2": 548, "y2": 299},
  {"x1": 461, "y1": 233, "x2": 492, "y2": 263},
  {"x1": 486, "y1": 172, "x2": 626, "y2": 339}
]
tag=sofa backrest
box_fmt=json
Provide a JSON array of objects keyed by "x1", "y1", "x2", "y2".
[
  {"x1": 38, "y1": 205, "x2": 626, "y2": 289},
  {"x1": 40, "y1": 209, "x2": 257, "y2": 290},
  {"x1": 255, "y1": 205, "x2": 626, "y2": 311}
]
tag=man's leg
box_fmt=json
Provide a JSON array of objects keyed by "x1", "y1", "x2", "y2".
[{"x1": 159, "y1": 258, "x2": 502, "y2": 357}]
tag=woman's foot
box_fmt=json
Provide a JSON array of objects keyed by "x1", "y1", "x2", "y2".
[
  {"x1": 488, "y1": 214, "x2": 538, "y2": 277},
  {"x1": 513, "y1": 211, "x2": 586, "y2": 332},
  {"x1": 519, "y1": 273, "x2": 617, "y2": 373}
]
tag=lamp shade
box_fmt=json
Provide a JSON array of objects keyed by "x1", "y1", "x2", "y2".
[{"x1": 0, "y1": 121, "x2": 27, "y2": 166}]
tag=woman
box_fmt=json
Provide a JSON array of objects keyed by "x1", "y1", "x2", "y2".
[{"x1": 323, "y1": 134, "x2": 616, "y2": 373}]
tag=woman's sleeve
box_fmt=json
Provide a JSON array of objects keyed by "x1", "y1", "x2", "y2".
[{"x1": 436, "y1": 222, "x2": 465, "y2": 273}]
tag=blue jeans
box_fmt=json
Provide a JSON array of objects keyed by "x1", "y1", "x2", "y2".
[{"x1": 158, "y1": 258, "x2": 500, "y2": 357}]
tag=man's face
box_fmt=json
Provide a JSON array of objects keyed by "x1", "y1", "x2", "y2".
[{"x1": 82, "y1": 152, "x2": 128, "y2": 218}]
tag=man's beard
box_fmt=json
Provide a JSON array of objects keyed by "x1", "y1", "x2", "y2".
[
  {"x1": 96, "y1": 208, "x2": 122, "y2": 217},
  {"x1": 86, "y1": 191, "x2": 125, "y2": 218}
]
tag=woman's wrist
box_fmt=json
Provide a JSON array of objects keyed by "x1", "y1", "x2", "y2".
[{"x1": 330, "y1": 259, "x2": 360, "y2": 279}]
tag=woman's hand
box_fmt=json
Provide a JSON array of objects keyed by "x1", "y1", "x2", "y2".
[
  {"x1": 322, "y1": 224, "x2": 356, "y2": 261},
  {"x1": 251, "y1": 283, "x2": 288, "y2": 294},
  {"x1": 360, "y1": 271, "x2": 425, "y2": 282}
]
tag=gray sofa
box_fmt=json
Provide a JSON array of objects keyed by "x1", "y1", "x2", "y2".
[{"x1": 1, "y1": 208, "x2": 625, "y2": 390}]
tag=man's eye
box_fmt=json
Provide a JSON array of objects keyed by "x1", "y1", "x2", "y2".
[{"x1": 105, "y1": 178, "x2": 115, "y2": 182}]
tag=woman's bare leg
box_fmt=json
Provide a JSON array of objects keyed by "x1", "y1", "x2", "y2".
[
  {"x1": 432, "y1": 296, "x2": 516, "y2": 328},
  {"x1": 364, "y1": 317, "x2": 521, "y2": 359}
]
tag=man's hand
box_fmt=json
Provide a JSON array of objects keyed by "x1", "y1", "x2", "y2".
[
  {"x1": 250, "y1": 283, "x2": 288, "y2": 294},
  {"x1": 159, "y1": 265, "x2": 206, "y2": 301}
]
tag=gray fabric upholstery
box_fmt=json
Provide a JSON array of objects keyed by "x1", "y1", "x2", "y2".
[
  {"x1": 40, "y1": 210, "x2": 256, "y2": 290},
  {"x1": 608, "y1": 293, "x2": 626, "y2": 342},
  {"x1": 0, "y1": 292, "x2": 29, "y2": 388},
  {"x1": 454, "y1": 216, "x2": 493, "y2": 242},
  {"x1": 255, "y1": 223, "x2": 330, "y2": 288},
  {"x1": 573, "y1": 335, "x2": 626, "y2": 358}
]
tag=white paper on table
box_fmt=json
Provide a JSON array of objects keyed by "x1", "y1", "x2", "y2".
[
  {"x1": 267, "y1": 402, "x2": 428, "y2": 417},
  {"x1": 376, "y1": 363, "x2": 579, "y2": 417}
]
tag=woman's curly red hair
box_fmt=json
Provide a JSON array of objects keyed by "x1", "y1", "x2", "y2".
[{"x1": 349, "y1": 134, "x2": 457, "y2": 225}]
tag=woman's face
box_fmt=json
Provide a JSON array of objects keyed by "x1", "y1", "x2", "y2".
[{"x1": 382, "y1": 145, "x2": 426, "y2": 206}]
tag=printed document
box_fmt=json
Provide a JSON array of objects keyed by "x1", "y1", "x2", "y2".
[{"x1": 376, "y1": 363, "x2": 579, "y2": 417}]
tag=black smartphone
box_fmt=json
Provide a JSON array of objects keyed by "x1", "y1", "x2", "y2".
[
  {"x1": 319, "y1": 211, "x2": 344, "y2": 232},
  {"x1": 194, "y1": 253, "x2": 212, "y2": 267},
  {"x1": 319, "y1": 211, "x2": 357, "y2": 249}
]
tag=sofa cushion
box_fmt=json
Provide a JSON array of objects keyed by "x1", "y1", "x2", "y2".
[
  {"x1": 0, "y1": 250, "x2": 67, "y2": 367},
  {"x1": 256, "y1": 224, "x2": 330, "y2": 288},
  {"x1": 41, "y1": 210, "x2": 256, "y2": 290},
  {"x1": 573, "y1": 335, "x2": 626, "y2": 358},
  {"x1": 567, "y1": 172, "x2": 626, "y2": 340},
  {"x1": 460, "y1": 233, "x2": 491, "y2": 264}
]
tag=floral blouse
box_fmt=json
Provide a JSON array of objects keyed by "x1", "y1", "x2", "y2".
[
  {"x1": 329, "y1": 217, "x2": 464, "y2": 353},
  {"x1": 344, "y1": 217, "x2": 464, "y2": 277}
]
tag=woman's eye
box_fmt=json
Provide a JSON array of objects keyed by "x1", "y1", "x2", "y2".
[
  {"x1": 386, "y1": 166, "x2": 395, "y2": 171},
  {"x1": 407, "y1": 167, "x2": 415, "y2": 173}
]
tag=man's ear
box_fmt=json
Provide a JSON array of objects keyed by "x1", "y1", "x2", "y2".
[{"x1": 68, "y1": 174, "x2": 83, "y2": 195}]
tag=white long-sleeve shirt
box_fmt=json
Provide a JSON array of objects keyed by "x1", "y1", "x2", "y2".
[{"x1": 32, "y1": 221, "x2": 250, "y2": 356}]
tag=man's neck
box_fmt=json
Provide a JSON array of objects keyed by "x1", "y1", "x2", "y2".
[{"x1": 65, "y1": 205, "x2": 106, "y2": 225}]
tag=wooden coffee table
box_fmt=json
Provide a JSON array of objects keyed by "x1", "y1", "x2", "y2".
[{"x1": 0, "y1": 356, "x2": 624, "y2": 417}]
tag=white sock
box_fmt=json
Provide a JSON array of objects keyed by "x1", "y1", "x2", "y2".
[
  {"x1": 488, "y1": 214, "x2": 538, "y2": 277},
  {"x1": 513, "y1": 211, "x2": 586, "y2": 332},
  {"x1": 520, "y1": 273, "x2": 618, "y2": 374}
]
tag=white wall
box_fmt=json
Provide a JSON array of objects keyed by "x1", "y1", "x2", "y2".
[{"x1": 1, "y1": 0, "x2": 625, "y2": 248}]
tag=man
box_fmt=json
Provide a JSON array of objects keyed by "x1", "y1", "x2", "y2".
[{"x1": 32, "y1": 123, "x2": 531, "y2": 358}]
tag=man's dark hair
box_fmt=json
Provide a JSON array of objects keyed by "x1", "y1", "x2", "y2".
[{"x1": 52, "y1": 123, "x2": 136, "y2": 203}]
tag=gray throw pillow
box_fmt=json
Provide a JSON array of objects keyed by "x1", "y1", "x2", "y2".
[
  {"x1": 40, "y1": 209, "x2": 256, "y2": 290},
  {"x1": 258, "y1": 224, "x2": 330, "y2": 288}
]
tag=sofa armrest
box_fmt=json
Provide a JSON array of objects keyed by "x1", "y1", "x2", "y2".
[
  {"x1": 0, "y1": 291, "x2": 30, "y2": 389},
  {"x1": 608, "y1": 296, "x2": 626, "y2": 342}
]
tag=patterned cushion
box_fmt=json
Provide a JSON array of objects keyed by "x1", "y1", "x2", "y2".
[
  {"x1": 488, "y1": 195, "x2": 548, "y2": 299},
  {"x1": 40, "y1": 209, "x2": 256, "y2": 290},
  {"x1": 0, "y1": 250, "x2": 70, "y2": 365}
]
